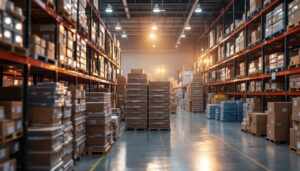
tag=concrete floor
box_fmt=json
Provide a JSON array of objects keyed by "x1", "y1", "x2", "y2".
[{"x1": 75, "y1": 108, "x2": 300, "y2": 171}]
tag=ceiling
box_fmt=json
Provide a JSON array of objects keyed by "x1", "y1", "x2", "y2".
[{"x1": 99, "y1": 0, "x2": 234, "y2": 47}]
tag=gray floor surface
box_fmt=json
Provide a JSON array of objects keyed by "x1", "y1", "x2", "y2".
[{"x1": 75, "y1": 108, "x2": 300, "y2": 171}]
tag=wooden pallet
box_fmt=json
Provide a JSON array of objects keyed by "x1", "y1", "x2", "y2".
[
  {"x1": 0, "y1": 131, "x2": 23, "y2": 144},
  {"x1": 265, "y1": 88, "x2": 284, "y2": 92},
  {"x1": 0, "y1": 39, "x2": 29, "y2": 57},
  {"x1": 86, "y1": 145, "x2": 111, "y2": 156},
  {"x1": 289, "y1": 146, "x2": 300, "y2": 154},
  {"x1": 31, "y1": 53, "x2": 57, "y2": 65},
  {"x1": 265, "y1": 137, "x2": 286, "y2": 144},
  {"x1": 288, "y1": 21, "x2": 300, "y2": 31},
  {"x1": 265, "y1": 29, "x2": 285, "y2": 40},
  {"x1": 73, "y1": 152, "x2": 85, "y2": 165},
  {"x1": 289, "y1": 87, "x2": 300, "y2": 92},
  {"x1": 247, "y1": 6, "x2": 262, "y2": 20},
  {"x1": 249, "y1": 132, "x2": 265, "y2": 137},
  {"x1": 126, "y1": 128, "x2": 147, "y2": 131},
  {"x1": 78, "y1": 24, "x2": 88, "y2": 37},
  {"x1": 265, "y1": 67, "x2": 285, "y2": 74},
  {"x1": 248, "y1": 71, "x2": 262, "y2": 77},
  {"x1": 241, "y1": 129, "x2": 248, "y2": 133},
  {"x1": 248, "y1": 41, "x2": 261, "y2": 49},
  {"x1": 58, "y1": 9, "x2": 77, "y2": 28},
  {"x1": 148, "y1": 128, "x2": 170, "y2": 131},
  {"x1": 288, "y1": 64, "x2": 300, "y2": 70}
]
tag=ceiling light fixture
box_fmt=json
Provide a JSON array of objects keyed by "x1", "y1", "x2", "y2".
[
  {"x1": 152, "y1": 24, "x2": 157, "y2": 31},
  {"x1": 195, "y1": 4, "x2": 202, "y2": 13},
  {"x1": 105, "y1": 4, "x2": 113, "y2": 13},
  {"x1": 115, "y1": 22, "x2": 122, "y2": 30},
  {"x1": 150, "y1": 33, "x2": 156, "y2": 39},
  {"x1": 185, "y1": 24, "x2": 191, "y2": 30},
  {"x1": 181, "y1": 34, "x2": 186, "y2": 38},
  {"x1": 153, "y1": 3, "x2": 160, "y2": 13},
  {"x1": 121, "y1": 31, "x2": 127, "y2": 38}
]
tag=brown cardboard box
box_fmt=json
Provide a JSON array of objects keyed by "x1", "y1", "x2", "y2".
[
  {"x1": 267, "y1": 102, "x2": 292, "y2": 126},
  {"x1": 251, "y1": 122, "x2": 266, "y2": 136},
  {"x1": 86, "y1": 124, "x2": 110, "y2": 135},
  {"x1": 0, "y1": 144, "x2": 9, "y2": 163},
  {"x1": 0, "y1": 101, "x2": 22, "y2": 120},
  {"x1": 0, "y1": 107, "x2": 3, "y2": 120},
  {"x1": 30, "y1": 34, "x2": 41, "y2": 45},
  {"x1": 29, "y1": 106, "x2": 62, "y2": 125},
  {"x1": 28, "y1": 148, "x2": 62, "y2": 167},
  {"x1": 130, "y1": 69, "x2": 144, "y2": 74},
  {"x1": 0, "y1": 158, "x2": 16, "y2": 171},
  {"x1": 14, "y1": 119, "x2": 22, "y2": 133},
  {"x1": 86, "y1": 102, "x2": 108, "y2": 112},
  {"x1": 0, "y1": 119, "x2": 15, "y2": 138},
  {"x1": 293, "y1": 120, "x2": 300, "y2": 131},
  {"x1": 292, "y1": 97, "x2": 300, "y2": 121},
  {"x1": 266, "y1": 124, "x2": 289, "y2": 142},
  {"x1": 252, "y1": 113, "x2": 267, "y2": 124},
  {"x1": 241, "y1": 122, "x2": 247, "y2": 131},
  {"x1": 290, "y1": 128, "x2": 296, "y2": 149},
  {"x1": 86, "y1": 136, "x2": 109, "y2": 147},
  {"x1": 9, "y1": 141, "x2": 19, "y2": 155}
]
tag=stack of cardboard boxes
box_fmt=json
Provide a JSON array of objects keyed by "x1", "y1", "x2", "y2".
[
  {"x1": 86, "y1": 92, "x2": 112, "y2": 153},
  {"x1": 76, "y1": 35, "x2": 87, "y2": 72},
  {"x1": 249, "y1": 80, "x2": 262, "y2": 92},
  {"x1": 148, "y1": 81, "x2": 171, "y2": 130},
  {"x1": 169, "y1": 78, "x2": 178, "y2": 114},
  {"x1": 289, "y1": 74, "x2": 300, "y2": 90},
  {"x1": 249, "y1": 113, "x2": 268, "y2": 136},
  {"x1": 265, "y1": 3, "x2": 284, "y2": 39},
  {"x1": 117, "y1": 74, "x2": 126, "y2": 120},
  {"x1": 249, "y1": 57, "x2": 262, "y2": 75},
  {"x1": 235, "y1": 31, "x2": 245, "y2": 53},
  {"x1": 111, "y1": 108, "x2": 121, "y2": 140},
  {"x1": 68, "y1": 86, "x2": 86, "y2": 162},
  {"x1": 30, "y1": 35, "x2": 55, "y2": 60},
  {"x1": 249, "y1": 0, "x2": 262, "y2": 16},
  {"x1": 288, "y1": 0, "x2": 300, "y2": 29},
  {"x1": 28, "y1": 82, "x2": 65, "y2": 170},
  {"x1": 0, "y1": 87, "x2": 23, "y2": 171},
  {"x1": 242, "y1": 98, "x2": 263, "y2": 131},
  {"x1": 78, "y1": 0, "x2": 88, "y2": 33},
  {"x1": 184, "y1": 84, "x2": 191, "y2": 112},
  {"x1": 58, "y1": 0, "x2": 78, "y2": 24},
  {"x1": 266, "y1": 102, "x2": 292, "y2": 143},
  {"x1": 250, "y1": 26, "x2": 262, "y2": 45},
  {"x1": 290, "y1": 97, "x2": 300, "y2": 153},
  {"x1": 265, "y1": 52, "x2": 284, "y2": 71},
  {"x1": 190, "y1": 74, "x2": 204, "y2": 113},
  {"x1": 125, "y1": 69, "x2": 149, "y2": 130}
]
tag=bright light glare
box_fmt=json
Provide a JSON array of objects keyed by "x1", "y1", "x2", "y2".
[
  {"x1": 150, "y1": 33, "x2": 156, "y2": 39},
  {"x1": 152, "y1": 44, "x2": 156, "y2": 48},
  {"x1": 195, "y1": 4, "x2": 202, "y2": 13},
  {"x1": 121, "y1": 34, "x2": 127, "y2": 38},
  {"x1": 152, "y1": 25, "x2": 157, "y2": 30},
  {"x1": 106, "y1": 4, "x2": 113, "y2": 13},
  {"x1": 161, "y1": 68, "x2": 165, "y2": 73},
  {"x1": 115, "y1": 22, "x2": 122, "y2": 30},
  {"x1": 157, "y1": 68, "x2": 161, "y2": 73},
  {"x1": 185, "y1": 25, "x2": 191, "y2": 30},
  {"x1": 153, "y1": 4, "x2": 160, "y2": 13},
  {"x1": 181, "y1": 34, "x2": 186, "y2": 38}
]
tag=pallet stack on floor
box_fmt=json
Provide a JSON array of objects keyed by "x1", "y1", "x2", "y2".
[
  {"x1": 148, "y1": 81, "x2": 171, "y2": 130},
  {"x1": 111, "y1": 108, "x2": 121, "y2": 140},
  {"x1": 117, "y1": 74, "x2": 126, "y2": 120},
  {"x1": 190, "y1": 74, "x2": 204, "y2": 113},
  {"x1": 68, "y1": 86, "x2": 86, "y2": 163},
  {"x1": 290, "y1": 97, "x2": 300, "y2": 153},
  {"x1": 125, "y1": 69, "x2": 149, "y2": 130},
  {"x1": 169, "y1": 77, "x2": 178, "y2": 114},
  {"x1": 28, "y1": 82, "x2": 66, "y2": 170},
  {"x1": 85, "y1": 92, "x2": 112, "y2": 154}
]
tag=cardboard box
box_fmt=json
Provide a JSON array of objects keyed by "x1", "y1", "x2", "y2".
[
  {"x1": 266, "y1": 124, "x2": 289, "y2": 142},
  {"x1": 251, "y1": 122, "x2": 267, "y2": 136},
  {"x1": 86, "y1": 102, "x2": 108, "y2": 113},
  {"x1": 0, "y1": 144, "x2": 9, "y2": 163},
  {"x1": 0, "y1": 101, "x2": 22, "y2": 120},
  {"x1": 29, "y1": 106, "x2": 62, "y2": 125},
  {"x1": 0, "y1": 158, "x2": 16, "y2": 171},
  {"x1": 252, "y1": 113, "x2": 267, "y2": 124},
  {"x1": 290, "y1": 128, "x2": 297, "y2": 149},
  {"x1": 267, "y1": 102, "x2": 292, "y2": 126},
  {"x1": 0, "y1": 119, "x2": 15, "y2": 138},
  {"x1": 292, "y1": 97, "x2": 300, "y2": 121},
  {"x1": 14, "y1": 119, "x2": 23, "y2": 133}
]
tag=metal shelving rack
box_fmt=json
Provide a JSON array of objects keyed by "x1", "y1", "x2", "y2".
[
  {"x1": 0, "y1": 0, "x2": 121, "y2": 170},
  {"x1": 195, "y1": 0, "x2": 300, "y2": 109}
]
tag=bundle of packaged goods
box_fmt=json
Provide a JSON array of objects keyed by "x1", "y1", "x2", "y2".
[
  {"x1": 288, "y1": 0, "x2": 300, "y2": 30},
  {"x1": 181, "y1": 70, "x2": 193, "y2": 86},
  {"x1": 206, "y1": 104, "x2": 220, "y2": 119},
  {"x1": 190, "y1": 74, "x2": 204, "y2": 113},
  {"x1": 249, "y1": 113, "x2": 267, "y2": 136},
  {"x1": 58, "y1": 25, "x2": 67, "y2": 66},
  {"x1": 184, "y1": 84, "x2": 191, "y2": 112},
  {"x1": 265, "y1": 52, "x2": 284, "y2": 72},
  {"x1": 111, "y1": 108, "x2": 121, "y2": 140},
  {"x1": 220, "y1": 101, "x2": 236, "y2": 122},
  {"x1": 98, "y1": 24, "x2": 106, "y2": 50},
  {"x1": 225, "y1": 42, "x2": 234, "y2": 57},
  {"x1": 250, "y1": 26, "x2": 262, "y2": 45},
  {"x1": 58, "y1": 0, "x2": 78, "y2": 24},
  {"x1": 29, "y1": 34, "x2": 55, "y2": 61},
  {"x1": 76, "y1": 35, "x2": 87, "y2": 72},
  {"x1": 236, "y1": 101, "x2": 246, "y2": 122},
  {"x1": 68, "y1": 86, "x2": 86, "y2": 162},
  {"x1": 169, "y1": 78, "x2": 178, "y2": 114},
  {"x1": 209, "y1": 30, "x2": 215, "y2": 48},
  {"x1": 86, "y1": 92, "x2": 112, "y2": 153},
  {"x1": 225, "y1": 66, "x2": 234, "y2": 80},
  {"x1": 289, "y1": 49, "x2": 300, "y2": 66},
  {"x1": 0, "y1": 1, "x2": 25, "y2": 49},
  {"x1": 248, "y1": 57, "x2": 262, "y2": 75},
  {"x1": 265, "y1": 78, "x2": 285, "y2": 92},
  {"x1": 266, "y1": 102, "x2": 292, "y2": 143},
  {"x1": 236, "y1": 62, "x2": 245, "y2": 78},
  {"x1": 235, "y1": 31, "x2": 245, "y2": 53},
  {"x1": 216, "y1": 26, "x2": 223, "y2": 43},
  {"x1": 217, "y1": 45, "x2": 224, "y2": 61},
  {"x1": 117, "y1": 74, "x2": 126, "y2": 120},
  {"x1": 0, "y1": 89, "x2": 23, "y2": 171},
  {"x1": 28, "y1": 82, "x2": 66, "y2": 170},
  {"x1": 265, "y1": 3, "x2": 284, "y2": 39},
  {"x1": 249, "y1": 0, "x2": 262, "y2": 16},
  {"x1": 66, "y1": 30, "x2": 76, "y2": 69},
  {"x1": 148, "y1": 81, "x2": 171, "y2": 130},
  {"x1": 78, "y1": 0, "x2": 88, "y2": 33},
  {"x1": 289, "y1": 74, "x2": 300, "y2": 90},
  {"x1": 249, "y1": 80, "x2": 262, "y2": 92},
  {"x1": 125, "y1": 69, "x2": 149, "y2": 130},
  {"x1": 290, "y1": 97, "x2": 300, "y2": 153},
  {"x1": 243, "y1": 98, "x2": 263, "y2": 131},
  {"x1": 218, "y1": 68, "x2": 226, "y2": 82}
]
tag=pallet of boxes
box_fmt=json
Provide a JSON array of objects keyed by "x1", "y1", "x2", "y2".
[
  {"x1": 0, "y1": 87, "x2": 23, "y2": 171},
  {"x1": 148, "y1": 81, "x2": 171, "y2": 131},
  {"x1": 190, "y1": 74, "x2": 204, "y2": 113},
  {"x1": 169, "y1": 77, "x2": 178, "y2": 114},
  {"x1": 241, "y1": 98, "x2": 263, "y2": 132},
  {"x1": 85, "y1": 92, "x2": 112, "y2": 155},
  {"x1": 266, "y1": 102, "x2": 292, "y2": 144},
  {"x1": 117, "y1": 74, "x2": 126, "y2": 120},
  {"x1": 68, "y1": 86, "x2": 86, "y2": 164},
  {"x1": 125, "y1": 69, "x2": 149, "y2": 130},
  {"x1": 27, "y1": 82, "x2": 66, "y2": 170},
  {"x1": 290, "y1": 97, "x2": 300, "y2": 154},
  {"x1": 111, "y1": 108, "x2": 121, "y2": 140}
]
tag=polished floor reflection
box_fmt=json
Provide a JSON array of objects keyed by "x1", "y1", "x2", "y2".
[{"x1": 75, "y1": 108, "x2": 300, "y2": 171}]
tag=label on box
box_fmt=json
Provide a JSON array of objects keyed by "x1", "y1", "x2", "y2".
[
  {"x1": 297, "y1": 142, "x2": 300, "y2": 149},
  {"x1": 17, "y1": 106, "x2": 21, "y2": 113},
  {"x1": 0, "y1": 109, "x2": 3, "y2": 119},
  {"x1": 0, "y1": 149, "x2": 6, "y2": 159},
  {"x1": 11, "y1": 107, "x2": 15, "y2": 113},
  {"x1": 272, "y1": 72, "x2": 276, "y2": 80},
  {"x1": 10, "y1": 165, "x2": 14, "y2": 171},
  {"x1": 282, "y1": 108, "x2": 287, "y2": 112},
  {"x1": 298, "y1": 112, "x2": 300, "y2": 116},
  {"x1": 3, "y1": 161, "x2": 9, "y2": 171},
  {"x1": 269, "y1": 130, "x2": 271, "y2": 135},
  {"x1": 14, "y1": 143, "x2": 19, "y2": 152},
  {"x1": 295, "y1": 126, "x2": 299, "y2": 131},
  {"x1": 294, "y1": 100, "x2": 298, "y2": 106},
  {"x1": 7, "y1": 124, "x2": 15, "y2": 135},
  {"x1": 17, "y1": 121, "x2": 22, "y2": 129}
]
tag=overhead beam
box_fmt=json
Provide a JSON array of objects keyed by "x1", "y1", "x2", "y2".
[{"x1": 122, "y1": 0, "x2": 131, "y2": 19}]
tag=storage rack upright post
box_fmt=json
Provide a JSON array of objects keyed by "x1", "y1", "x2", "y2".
[
  {"x1": 0, "y1": 0, "x2": 121, "y2": 170},
  {"x1": 195, "y1": 0, "x2": 300, "y2": 112}
]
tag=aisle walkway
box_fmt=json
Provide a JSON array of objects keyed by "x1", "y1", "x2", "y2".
[{"x1": 75, "y1": 108, "x2": 300, "y2": 171}]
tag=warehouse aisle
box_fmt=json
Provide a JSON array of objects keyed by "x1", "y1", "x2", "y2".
[{"x1": 75, "y1": 108, "x2": 300, "y2": 171}]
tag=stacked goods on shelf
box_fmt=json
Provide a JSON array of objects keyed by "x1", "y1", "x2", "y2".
[
  {"x1": 209, "y1": 30, "x2": 215, "y2": 48},
  {"x1": 250, "y1": 26, "x2": 262, "y2": 45},
  {"x1": 148, "y1": 81, "x2": 170, "y2": 130},
  {"x1": 178, "y1": 88, "x2": 185, "y2": 107},
  {"x1": 61, "y1": 90, "x2": 74, "y2": 170},
  {"x1": 236, "y1": 82, "x2": 247, "y2": 92},
  {"x1": 76, "y1": 35, "x2": 87, "y2": 72},
  {"x1": 215, "y1": 105, "x2": 221, "y2": 120},
  {"x1": 220, "y1": 101, "x2": 237, "y2": 122},
  {"x1": 0, "y1": 1, "x2": 25, "y2": 49},
  {"x1": 216, "y1": 26, "x2": 224, "y2": 43},
  {"x1": 58, "y1": 0, "x2": 78, "y2": 24},
  {"x1": 236, "y1": 62, "x2": 245, "y2": 78},
  {"x1": 289, "y1": 73, "x2": 300, "y2": 90},
  {"x1": 249, "y1": 0, "x2": 262, "y2": 16},
  {"x1": 86, "y1": 92, "x2": 112, "y2": 153},
  {"x1": 248, "y1": 57, "x2": 262, "y2": 75},
  {"x1": 117, "y1": 74, "x2": 126, "y2": 120},
  {"x1": 66, "y1": 31, "x2": 76, "y2": 69},
  {"x1": 205, "y1": 104, "x2": 220, "y2": 119},
  {"x1": 218, "y1": 68, "x2": 226, "y2": 82},
  {"x1": 30, "y1": 35, "x2": 55, "y2": 62},
  {"x1": 78, "y1": 0, "x2": 88, "y2": 34},
  {"x1": 180, "y1": 70, "x2": 193, "y2": 86},
  {"x1": 0, "y1": 88, "x2": 23, "y2": 171},
  {"x1": 265, "y1": 78, "x2": 285, "y2": 92},
  {"x1": 249, "y1": 113, "x2": 267, "y2": 136},
  {"x1": 249, "y1": 80, "x2": 262, "y2": 92},
  {"x1": 28, "y1": 82, "x2": 65, "y2": 170},
  {"x1": 184, "y1": 84, "x2": 191, "y2": 112},
  {"x1": 289, "y1": 49, "x2": 300, "y2": 67},
  {"x1": 225, "y1": 66, "x2": 234, "y2": 80},
  {"x1": 58, "y1": 25, "x2": 68, "y2": 66},
  {"x1": 236, "y1": 101, "x2": 246, "y2": 122},
  {"x1": 68, "y1": 86, "x2": 86, "y2": 162},
  {"x1": 290, "y1": 97, "x2": 300, "y2": 153},
  {"x1": 242, "y1": 98, "x2": 263, "y2": 131},
  {"x1": 225, "y1": 41, "x2": 234, "y2": 57},
  {"x1": 111, "y1": 108, "x2": 121, "y2": 140},
  {"x1": 169, "y1": 78, "x2": 178, "y2": 114},
  {"x1": 266, "y1": 102, "x2": 292, "y2": 143},
  {"x1": 217, "y1": 45, "x2": 224, "y2": 61},
  {"x1": 235, "y1": 31, "x2": 245, "y2": 53},
  {"x1": 125, "y1": 69, "x2": 149, "y2": 130},
  {"x1": 288, "y1": 0, "x2": 300, "y2": 29},
  {"x1": 190, "y1": 74, "x2": 204, "y2": 113},
  {"x1": 265, "y1": 52, "x2": 284, "y2": 72},
  {"x1": 265, "y1": 3, "x2": 284, "y2": 39}
]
